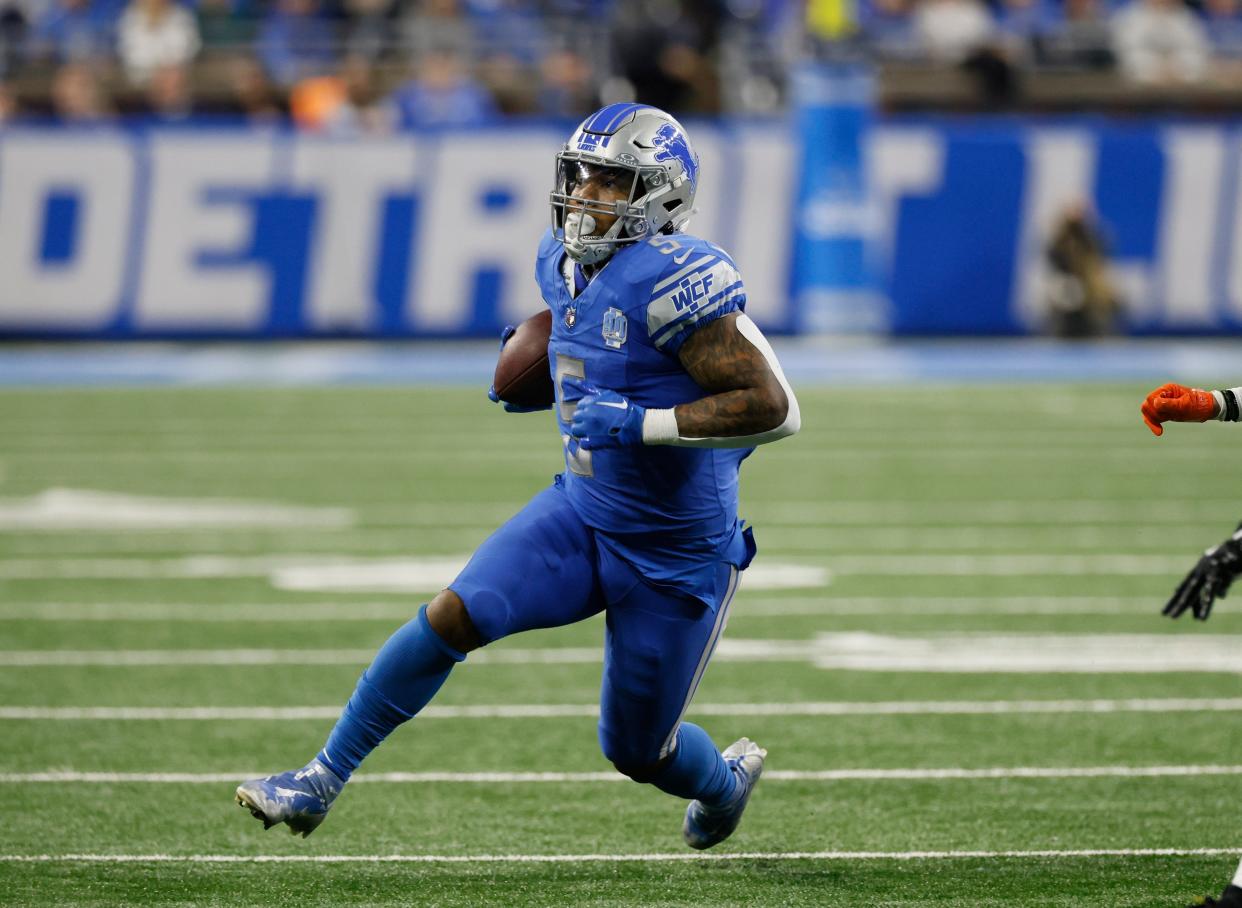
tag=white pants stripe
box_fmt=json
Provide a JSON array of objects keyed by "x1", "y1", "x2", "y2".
[{"x1": 658, "y1": 565, "x2": 740, "y2": 759}]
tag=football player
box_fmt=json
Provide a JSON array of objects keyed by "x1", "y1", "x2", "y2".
[
  {"x1": 236, "y1": 104, "x2": 800, "y2": 850},
  {"x1": 1141, "y1": 381, "x2": 1242, "y2": 908}
]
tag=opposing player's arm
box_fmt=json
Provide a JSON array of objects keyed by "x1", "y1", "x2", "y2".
[
  {"x1": 655, "y1": 312, "x2": 799, "y2": 446},
  {"x1": 1139, "y1": 383, "x2": 1242, "y2": 621},
  {"x1": 1141, "y1": 382, "x2": 1241, "y2": 436},
  {"x1": 1163, "y1": 522, "x2": 1242, "y2": 621}
]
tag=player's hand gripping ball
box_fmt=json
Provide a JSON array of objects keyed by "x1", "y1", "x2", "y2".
[
  {"x1": 1140, "y1": 382, "x2": 1218, "y2": 437},
  {"x1": 490, "y1": 310, "x2": 555, "y2": 413},
  {"x1": 565, "y1": 379, "x2": 646, "y2": 450}
]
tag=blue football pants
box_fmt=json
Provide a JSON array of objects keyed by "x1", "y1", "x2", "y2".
[{"x1": 449, "y1": 483, "x2": 739, "y2": 773}]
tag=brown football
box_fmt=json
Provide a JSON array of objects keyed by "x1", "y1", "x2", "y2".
[{"x1": 492, "y1": 309, "x2": 555, "y2": 410}]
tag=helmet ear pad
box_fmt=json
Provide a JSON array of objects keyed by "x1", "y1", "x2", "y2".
[
  {"x1": 631, "y1": 175, "x2": 693, "y2": 237},
  {"x1": 623, "y1": 217, "x2": 648, "y2": 238}
]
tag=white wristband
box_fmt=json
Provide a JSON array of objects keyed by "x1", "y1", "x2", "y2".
[
  {"x1": 637, "y1": 316, "x2": 800, "y2": 449},
  {"x1": 1216, "y1": 387, "x2": 1242, "y2": 422},
  {"x1": 641, "y1": 407, "x2": 680, "y2": 445},
  {"x1": 1212, "y1": 390, "x2": 1227, "y2": 420}
]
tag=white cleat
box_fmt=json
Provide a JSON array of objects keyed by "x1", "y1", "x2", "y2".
[
  {"x1": 682, "y1": 737, "x2": 767, "y2": 850},
  {"x1": 235, "y1": 758, "x2": 343, "y2": 838}
]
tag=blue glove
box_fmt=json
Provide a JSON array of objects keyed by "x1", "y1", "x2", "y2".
[
  {"x1": 488, "y1": 324, "x2": 551, "y2": 413},
  {"x1": 566, "y1": 380, "x2": 645, "y2": 450},
  {"x1": 488, "y1": 385, "x2": 550, "y2": 413}
]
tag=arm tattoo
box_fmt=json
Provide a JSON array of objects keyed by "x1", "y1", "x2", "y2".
[{"x1": 674, "y1": 313, "x2": 788, "y2": 439}]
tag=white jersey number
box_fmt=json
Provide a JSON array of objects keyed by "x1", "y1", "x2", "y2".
[{"x1": 554, "y1": 354, "x2": 593, "y2": 478}]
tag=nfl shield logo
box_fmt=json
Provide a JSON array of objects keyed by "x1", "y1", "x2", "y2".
[
  {"x1": 564, "y1": 306, "x2": 577, "y2": 328},
  {"x1": 602, "y1": 308, "x2": 627, "y2": 349}
]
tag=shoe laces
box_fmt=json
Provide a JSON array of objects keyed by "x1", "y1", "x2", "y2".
[{"x1": 296, "y1": 761, "x2": 343, "y2": 803}]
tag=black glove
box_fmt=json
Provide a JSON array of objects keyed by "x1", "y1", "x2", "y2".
[{"x1": 1163, "y1": 523, "x2": 1242, "y2": 621}]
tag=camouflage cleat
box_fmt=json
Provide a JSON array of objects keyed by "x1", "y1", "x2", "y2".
[
  {"x1": 682, "y1": 737, "x2": 766, "y2": 850},
  {"x1": 235, "y1": 758, "x2": 344, "y2": 838}
]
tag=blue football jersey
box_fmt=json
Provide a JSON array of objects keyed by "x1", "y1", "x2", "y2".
[{"x1": 534, "y1": 228, "x2": 757, "y2": 605}]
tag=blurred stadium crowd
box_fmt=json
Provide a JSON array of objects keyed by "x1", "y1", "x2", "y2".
[{"x1": 0, "y1": 0, "x2": 1238, "y2": 126}]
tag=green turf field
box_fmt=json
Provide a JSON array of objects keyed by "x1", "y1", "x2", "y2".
[{"x1": 1, "y1": 384, "x2": 1240, "y2": 906}]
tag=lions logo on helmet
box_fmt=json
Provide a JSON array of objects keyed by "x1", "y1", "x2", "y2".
[
  {"x1": 651, "y1": 123, "x2": 698, "y2": 187},
  {"x1": 550, "y1": 104, "x2": 700, "y2": 265}
]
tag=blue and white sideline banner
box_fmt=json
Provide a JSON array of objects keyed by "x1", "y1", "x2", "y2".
[
  {"x1": 3, "y1": 114, "x2": 1242, "y2": 337},
  {"x1": 788, "y1": 64, "x2": 886, "y2": 334},
  {"x1": 867, "y1": 119, "x2": 1242, "y2": 335},
  {"x1": 0, "y1": 125, "x2": 793, "y2": 338}
]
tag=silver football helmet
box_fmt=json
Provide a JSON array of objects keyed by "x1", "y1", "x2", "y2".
[{"x1": 551, "y1": 103, "x2": 699, "y2": 265}]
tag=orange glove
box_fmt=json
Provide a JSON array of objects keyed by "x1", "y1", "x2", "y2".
[{"x1": 1140, "y1": 383, "x2": 1218, "y2": 437}]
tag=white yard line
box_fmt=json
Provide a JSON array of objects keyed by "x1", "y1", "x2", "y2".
[
  {"x1": 754, "y1": 529, "x2": 1188, "y2": 553},
  {"x1": 3, "y1": 516, "x2": 1225, "y2": 535},
  {"x1": 803, "y1": 633, "x2": 1242, "y2": 673},
  {"x1": 0, "y1": 648, "x2": 383, "y2": 666},
  {"x1": 737, "y1": 596, "x2": 1159, "y2": 616},
  {"x1": 5, "y1": 448, "x2": 1221, "y2": 464},
  {"x1": 5, "y1": 634, "x2": 1242, "y2": 672},
  {"x1": 0, "y1": 556, "x2": 829, "y2": 590},
  {"x1": 4, "y1": 766, "x2": 1242, "y2": 784},
  {"x1": 0, "y1": 552, "x2": 1193, "y2": 583},
  {"x1": 746, "y1": 500, "x2": 1237, "y2": 525},
  {"x1": 0, "y1": 554, "x2": 452, "y2": 580},
  {"x1": 270, "y1": 561, "x2": 828, "y2": 594},
  {"x1": 355, "y1": 500, "x2": 1231, "y2": 528},
  {"x1": 0, "y1": 434, "x2": 1190, "y2": 452},
  {"x1": 0, "y1": 595, "x2": 1174, "y2": 622},
  {"x1": 0, "y1": 602, "x2": 421, "y2": 622},
  {"x1": 7, "y1": 451, "x2": 565, "y2": 465},
  {"x1": 0, "y1": 489, "x2": 354, "y2": 531},
  {"x1": 0, "y1": 847, "x2": 1238, "y2": 864},
  {"x1": 820, "y1": 554, "x2": 1189, "y2": 575},
  {"x1": 0, "y1": 647, "x2": 614, "y2": 666},
  {"x1": 5, "y1": 698, "x2": 1242, "y2": 721}
]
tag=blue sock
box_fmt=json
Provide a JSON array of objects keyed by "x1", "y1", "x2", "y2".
[
  {"x1": 317, "y1": 604, "x2": 465, "y2": 781},
  {"x1": 648, "y1": 723, "x2": 738, "y2": 805}
]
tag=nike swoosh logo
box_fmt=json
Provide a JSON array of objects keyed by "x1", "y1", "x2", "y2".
[
  {"x1": 595, "y1": 400, "x2": 628, "y2": 410},
  {"x1": 672, "y1": 249, "x2": 692, "y2": 264}
]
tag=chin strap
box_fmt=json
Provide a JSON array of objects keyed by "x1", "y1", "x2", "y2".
[{"x1": 563, "y1": 205, "x2": 638, "y2": 265}]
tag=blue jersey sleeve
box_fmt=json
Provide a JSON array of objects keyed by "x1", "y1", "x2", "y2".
[{"x1": 643, "y1": 238, "x2": 747, "y2": 355}]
